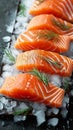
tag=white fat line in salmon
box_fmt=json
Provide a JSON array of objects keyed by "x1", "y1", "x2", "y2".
[
  {"x1": 65, "y1": 0, "x2": 73, "y2": 19},
  {"x1": 60, "y1": 56, "x2": 70, "y2": 73},
  {"x1": 58, "y1": 0, "x2": 73, "y2": 20},
  {"x1": 65, "y1": 32, "x2": 73, "y2": 36},
  {"x1": 21, "y1": 33, "x2": 33, "y2": 42},
  {"x1": 49, "y1": 90, "x2": 63, "y2": 104},
  {"x1": 54, "y1": 3, "x2": 63, "y2": 12},
  {"x1": 18, "y1": 35, "x2": 25, "y2": 42},
  {"x1": 41, "y1": 56, "x2": 58, "y2": 72},
  {"x1": 52, "y1": 92, "x2": 64, "y2": 107}
]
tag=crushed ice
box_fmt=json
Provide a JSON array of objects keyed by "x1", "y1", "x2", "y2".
[
  {"x1": 2, "y1": 36, "x2": 11, "y2": 42},
  {"x1": 48, "y1": 118, "x2": 59, "y2": 126},
  {"x1": 0, "y1": 0, "x2": 71, "y2": 126}
]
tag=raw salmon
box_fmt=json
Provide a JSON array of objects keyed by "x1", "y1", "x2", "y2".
[
  {"x1": 14, "y1": 29, "x2": 72, "y2": 53},
  {"x1": 0, "y1": 73, "x2": 65, "y2": 107},
  {"x1": 27, "y1": 14, "x2": 73, "y2": 36},
  {"x1": 70, "y1": 35, "x2": 73, "y2": 40},
  {"x1": 15, "y1": 50, "x2": 73, "y2": 77},
  {"x1": 29, "y1": 0, "x2": 73, "y2": 22}
]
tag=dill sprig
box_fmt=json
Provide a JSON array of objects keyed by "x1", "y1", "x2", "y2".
[
  {"x1": 63, "y1": 78, "x2": 70, "y2": 91},
  {"x1": 41, "y1": 56, "x2": 61, "y2": 69},
  {"x1": 18, "y1": 4, "x2": 26, "y2": 16},
  {"x1": 13, "y1": 108, "x2": 32, "y2": 115},
  {"x1": 4, "y1": 49, "x2": 15, "y2": 63},
  {"x1": 29, "y1": 68, "x2": 49, "y2": 86},
  {"x1": 38, "y1": 30, "x2": 59, "y2": 41},
  {"x1": 52, "y1": 19, "x2": 71, "y2": 31}
]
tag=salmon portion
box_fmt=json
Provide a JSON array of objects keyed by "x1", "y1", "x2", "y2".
[
  {"x1": 29, "y1": 0, "x2": 73, "y2": 22},
  {"x1": 0, "y1": 73, "x2": 65, "y2": 107},
  {"x1": 70, "y1": 35, "x2": 73, "y2": 40},
  {"x1": 14, "y1": 29, "x2": 72, "y2": 53},
  {"x1": 15, "y1": 50, "x2": 73, "y2": 77},
  {"x1": 27, "y1": 14, "x2": 73, "y2": 35}
]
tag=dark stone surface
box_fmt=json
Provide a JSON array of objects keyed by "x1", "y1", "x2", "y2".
[
  {"x1": 0, "y1": 0, "x2": 73, "y2": 130},
  {"x1": 0, "y1": 0, "x2": 20, "y2": 72}
]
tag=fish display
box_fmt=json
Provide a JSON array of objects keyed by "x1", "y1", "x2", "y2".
[
  {"x1": 0, "y1": 73, "x2": 65, "y2": 107},
  {"x1": 14, "y1": 29, "x2": 72, "y2": 53},
  {"x1": 27, "y1": 14, "x2": 73, "y2": 36},
  {"x1": 15, "y1": 50, "x2": 73, "y2": 77},
  {"x1": 29, "y1": 0, "x2": 73, "y2": 22},
  {"x1": 1, "y1": 0, "x2": 73, "y2": 117}
]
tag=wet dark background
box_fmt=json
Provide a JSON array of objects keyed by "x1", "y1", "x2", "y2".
[
  {"x1": 0, "y1": 0, "x2": 73, "y2": 130},
  {"x1": 0, "y1": 0, "x2": 19, "y2": 71}
]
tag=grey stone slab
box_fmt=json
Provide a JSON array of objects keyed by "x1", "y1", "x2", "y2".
[{"x1": 0, "y1": 0, "x2": 20, "y2": 69}]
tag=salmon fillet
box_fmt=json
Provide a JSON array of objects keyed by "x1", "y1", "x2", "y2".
[
  {"x1": 27, "y1": 14, "x2": 73, "y2": 36},
  {"x1": 29, "y1": 0, "x2": 73, "y2": 22},
  {"x1": 15, "y1": 50, "x2": 73, "y2": 77},
  {"x1": 14, "y1": 29, "x2": 72, "y2": 53},
  {"x1": 0, "y1": 73, "x2": 65, "y2": 107}
]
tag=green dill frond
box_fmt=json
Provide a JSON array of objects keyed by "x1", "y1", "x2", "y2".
[
  {"x1": 18, "y1": 4, "x2": 26, "y2": 16},
  {"x1": 13, "y1": 108, "x2": 32, "y2": 115},
  {"x1": 4, "y1": 49, "x2": 15, "y2": 64},
  {"x1": 38, "y1": 30, "x2": 59, "y2": 41},
  {"x1": 52, "y1": 18, "x2": 71, "y2": 30},
  {"x1": 40, "y1": 56, "x2": 62, "y2": 69},
  {"x1": 29, "y1": 68, "x2": 49, "y2": 86}
]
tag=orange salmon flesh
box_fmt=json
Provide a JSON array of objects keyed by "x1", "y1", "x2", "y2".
[
  {"x1": 15, "y1": 50, "x2": 73, "y2": 77},
  {"x1": 29, "y1": 0, "x2": 73, "y2": 22},
  {"x1": 14, "y1": 29, "x2": 72, "y2": 53},
  {"x1": 0, "y1": 73, "x2": 65, "y2": 108}
]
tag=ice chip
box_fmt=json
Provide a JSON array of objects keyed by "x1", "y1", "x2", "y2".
[
  {"x1": 0, "y1": 102, "x2": 3, "y2": 110},
  {"x1": 48, "y1": 118, "x2": 59, "y2": 126}
]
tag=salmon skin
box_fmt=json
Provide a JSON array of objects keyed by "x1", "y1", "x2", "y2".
[
  {"x1": 27, "y1": 14, "x2": 73, "y2": 36},
  {"x1": 0, "y1": 73, "x2": 65, "y2": 107},
  {"x1": 14, "y1": 29, "x2": 72, "y2": 53},
  {"x1": 15, "y1": 50, "x2": 73, "y2": 77},
  {"x1": 29, "y1": 0, "x2": 73, "y2": 23}
]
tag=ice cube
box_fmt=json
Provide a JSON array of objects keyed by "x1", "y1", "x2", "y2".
[
  {"x1": 34, "y1": 110, "x2": 46, "y2": 126},
  {"x1": 52, "y1": 108, "x2": 59, "y2": 115},
  {"x1": 2, "y1": 36, "x2": 11, "y2": 42},
  {"x1": 31, "y1": 102, "x2": 46, "y2": 111},
  {"x1": 11, "y1": 101, "x2": 17, "y2": 108},
  {"x1": 3, "y1": 64, "x2": 12, "y2": 72},
  {"x1": 0, "y1": 102, "x2": 3, "y2": 110},
  {"x1": 14, "y1": 115, "x2": 26, "y2": 122},
  {"x1": 2, "y1": 72, "x2": 12, "y2": 79},
  {"x1": 61, "y1": 108, "x2": 68, "y2": 118},
  {"x1": 63, "y1": 94, "x2": 69, "y2": 104},
  {"x1": 50, "y1": 75, "x2": 62, "y2": 87},
  {"x1": 48, "y1": 118, "x2": 59, "y2": 126},
  {"x1": 0, "y1": 77, "x2": 4, "y2": 87},
  {"x1": 15, "y1": 102, "x2": 28, "y2": 111},
  {"x1": 0, "y1": 97, "x2": 8, "y2": 105}
]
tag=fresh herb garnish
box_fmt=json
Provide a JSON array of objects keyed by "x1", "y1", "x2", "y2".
[
  {"x1": 52, "y1": 18, "x2": 71, "y2": 30},
  {"x1": 41, "y1": 56, "x2": 61, "y2": 69},
  {"x1": 63, "y1": 78, "x2": 70, "y2": 90},
  {"x1": 13, "y1": 108, "x2": 32, "y2": 115},
  {"x1": 38, "y1": 30, "x2": 59, "y2": 41},
  {"x1": 5, "y1": 49, "x2": 15, "y2": 63},
  {"x1": 29, "y1": 68, "x2": 49, "y2": 86},
  {"x1": 18, "y1": 4, "x2": 26, "y2": 16}
]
